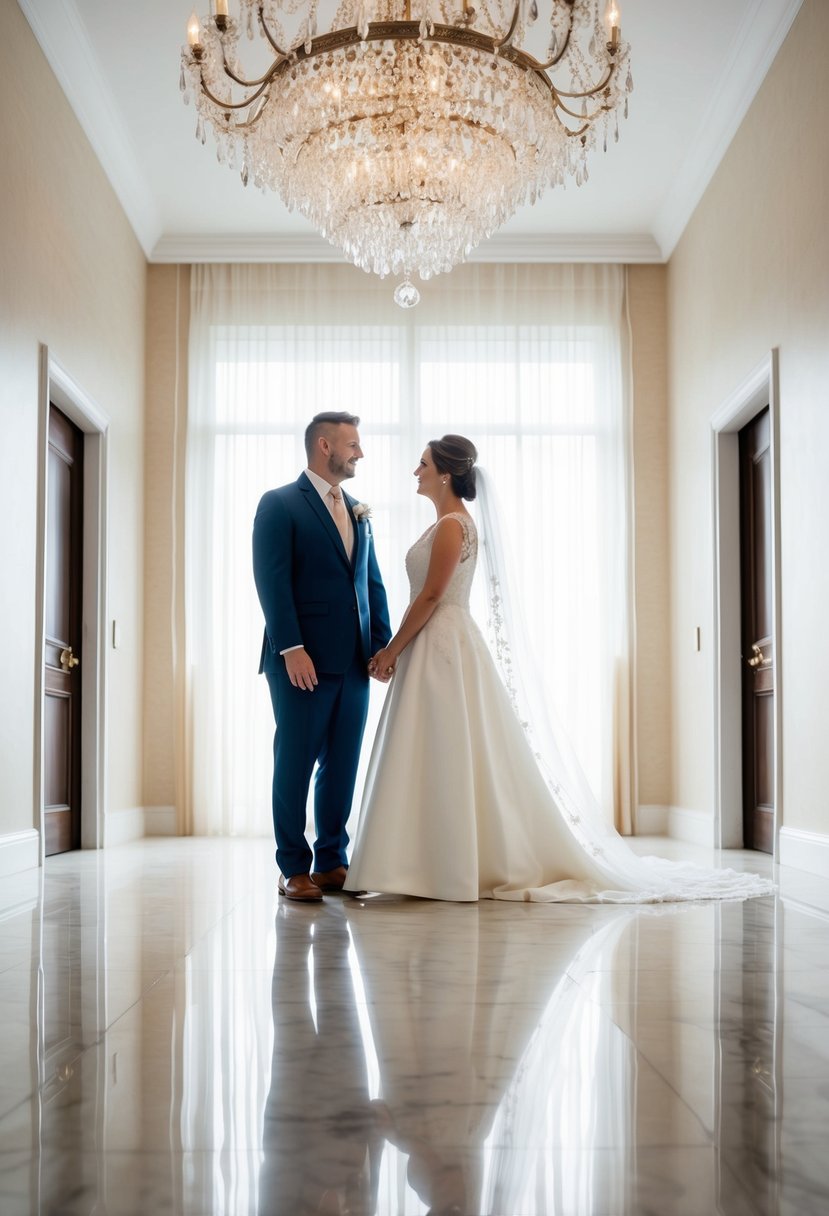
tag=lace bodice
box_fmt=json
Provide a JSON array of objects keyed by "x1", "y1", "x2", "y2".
[{"x1": 405, "y1": 512, "x2": 477, "y2": 609}]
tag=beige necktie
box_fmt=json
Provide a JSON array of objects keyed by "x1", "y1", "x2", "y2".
[{"x1": 328, "y1": 488, "x2": 352, "y2": 557}]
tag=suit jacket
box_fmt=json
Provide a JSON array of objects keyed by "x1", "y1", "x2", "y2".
[{"x1": 253, "y1": 472, "x2": 392, "y2": 675}]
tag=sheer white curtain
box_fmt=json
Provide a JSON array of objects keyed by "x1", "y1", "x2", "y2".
[{"x1": 185, "y1": 262, "x2": 634, "y2": 838}]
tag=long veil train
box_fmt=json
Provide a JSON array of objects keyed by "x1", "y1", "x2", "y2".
[{"x1": 474, "y1": 467, "x2": 774, "y2": 903}]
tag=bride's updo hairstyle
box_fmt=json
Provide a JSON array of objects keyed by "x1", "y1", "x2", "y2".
[{"x1": 428, "y1": 435, "x2": 478, "y2": 501}]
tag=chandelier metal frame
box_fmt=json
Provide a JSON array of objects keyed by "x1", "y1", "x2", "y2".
[
  {"x1": 182, "y1": 1, "x2": 631, "y2": 303},
  {"x1": 188, "y1": 1, "x2": 622, "y2": 143}
]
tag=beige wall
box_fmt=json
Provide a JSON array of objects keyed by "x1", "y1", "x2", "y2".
[
  {"x1": 144, "y1": 265, "x2": 189, "y2": 825},
  {"x1": 667, "y1": 0, "x2": 829, "y2": 833},
  {"x1": 628, "y1": 266, "x2": 670, "y2": 812},
  {"x1": 0, "y1": 0, "x2": 146, "y2": 845}
]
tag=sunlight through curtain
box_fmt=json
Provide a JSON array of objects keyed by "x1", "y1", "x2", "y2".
[{"x1": 185, "y1": 263, "x2": 634, "y2": 838}]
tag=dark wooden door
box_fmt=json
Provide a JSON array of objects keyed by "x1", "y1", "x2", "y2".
[
  {"x1": 44, "y1": 405, "x2": 84, "y2": 856},
  {"x1": 739, "y1": 407, "x2": 774, "y2": 853}
]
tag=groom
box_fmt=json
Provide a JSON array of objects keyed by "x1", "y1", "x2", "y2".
[{"x1": 253, "y1": 412, "x2": 391, "y2": 902}]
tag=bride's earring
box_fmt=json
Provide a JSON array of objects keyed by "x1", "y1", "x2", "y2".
[{"x1": 442, "y1": 478, "x2": 448, "y2": 485}]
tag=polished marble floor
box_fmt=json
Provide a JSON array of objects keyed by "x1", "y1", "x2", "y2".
[{"x1": 0, "y1": 837, "x2": 828, "y2": 1215}]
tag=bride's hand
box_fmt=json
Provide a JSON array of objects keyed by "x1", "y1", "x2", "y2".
[{"x1": 370, "y1": 647, "x2": 397, "y2": 682}]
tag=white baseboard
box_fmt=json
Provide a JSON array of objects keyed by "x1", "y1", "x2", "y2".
[
  {"x1": 105, "y1": 807, "x2": 146, "y2": 847},
  {"x1": 667, "y1": 807, "x2": 715, "y2": 846},
  {"x1": 636, "y1": 805, "x2": 668, "y2": 834},
  {"x1": 0, "y1": 829, "x2": 40, "y2": 878},
  {"x1": 635, "y1": 805, "x2": 715, "y2": 846},
  {"x1": 779, "y1": 827, "x2": 829, "y2": 880},
  {"x1": 144, "y1": 806, "x2": 177, "y2": 836},
  {"x1": 105, "y1": 806, "x2": 178, "y2": 845}
]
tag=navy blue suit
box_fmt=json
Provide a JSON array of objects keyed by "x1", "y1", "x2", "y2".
[{"x1": 252, "y1": 473, "x2": 391, "y2": 877}]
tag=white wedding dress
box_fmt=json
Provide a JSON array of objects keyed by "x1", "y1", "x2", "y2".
[{"x1": 346, "y1": 511, "x2": 774, "y2": 904}]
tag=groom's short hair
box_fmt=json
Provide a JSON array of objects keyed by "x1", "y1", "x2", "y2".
[{"x1": 304, "y1": 411, "x2": 360, "y2": 460}]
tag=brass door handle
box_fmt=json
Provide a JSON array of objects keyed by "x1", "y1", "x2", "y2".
[
  {"x1": 747, "y1": 643, "x2": 765, "y2": 668},
  {"x1": 59, "y1": 647, "x2": 80, "y2": 671}
]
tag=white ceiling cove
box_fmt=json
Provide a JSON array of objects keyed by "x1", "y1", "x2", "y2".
[{"x1": 19, "y1": 0, "x2": 803, "y2": 263}]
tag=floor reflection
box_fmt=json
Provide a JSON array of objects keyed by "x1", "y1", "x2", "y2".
[
  {"x1": 341, "y1": 898, "x2": 635, "y2": 1216},
  {"x1": 260, "y1": 901, "x2": 377, "y2": 1215},
  {"x1": 0, "y1": 839, "x2": 827, "y2": 1214}
]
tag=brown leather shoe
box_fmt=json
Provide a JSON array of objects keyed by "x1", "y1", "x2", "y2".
[
  {"x1": 311, "y1": 865, "x2": 348, "y2": 891},
  {"x1": 278, "y1": 873, "x2": 323, "y2": 902}
]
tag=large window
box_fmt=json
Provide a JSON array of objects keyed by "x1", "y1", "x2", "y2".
[{"x1": 186, "y1": 265, "x2": 633, "y2": 838}]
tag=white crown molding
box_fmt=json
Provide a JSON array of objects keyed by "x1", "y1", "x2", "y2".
[
  {"x1": 150, "y1": 231, "x2": 663, "y2": 265},
  {"x1": 18, "y1": 0, "x2": 161, "y2": 256},
  {"x1": 653, "y1": 0, "x2": 804, "y2": 259}
]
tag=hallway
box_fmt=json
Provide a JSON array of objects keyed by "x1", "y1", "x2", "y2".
[{"x1": 0, "y1": 838, "x2": 826, "y2": 1215}]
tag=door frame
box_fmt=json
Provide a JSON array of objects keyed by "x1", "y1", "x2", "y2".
[
  {"x1": 710, "y1": 349, "x2": 782, "y2": 857},
  {"x1": 35, "y1": 348, "x2": 110, "y2": 861}
]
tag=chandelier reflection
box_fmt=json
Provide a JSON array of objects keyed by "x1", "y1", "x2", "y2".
[{"x1": 181, "y1": 1, "x2": 632, "y2": 304}]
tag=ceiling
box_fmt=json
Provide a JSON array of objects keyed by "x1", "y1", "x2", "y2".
[{"x1": 20, "y1": 0, "x2": 803, "y2": 264}]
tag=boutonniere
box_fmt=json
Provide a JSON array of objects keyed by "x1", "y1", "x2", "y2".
[{"x1": 353, "y1": 503, "x2": 372, "y2": 522}]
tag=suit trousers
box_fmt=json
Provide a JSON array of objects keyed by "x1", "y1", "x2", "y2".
[{"x1": 266, "y1": 649, "x2": 370, "y2": 878}]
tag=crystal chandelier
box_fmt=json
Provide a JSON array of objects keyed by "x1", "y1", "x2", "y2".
[{"x1": 181, "y1": 1, "x2": 632, "y2": 305}]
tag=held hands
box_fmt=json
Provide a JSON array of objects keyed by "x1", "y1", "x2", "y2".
[
  {"x1": 369, "y1": 647, "x2": 398, "y2": 683},
  {"x1": 283, "y1": 647, "x2": 318, "y2": 691}
]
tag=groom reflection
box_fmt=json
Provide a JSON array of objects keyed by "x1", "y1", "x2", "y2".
[{"x1": 259, "y1": 900, "x2": 378, "y2": 1216}]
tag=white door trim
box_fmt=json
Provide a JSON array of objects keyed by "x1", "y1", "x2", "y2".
[
  {"x1": 36, "y1": 348, "x2": 110, "y2": 860},
  {"x1": 710, "y1": 350, "x2": 782, "y2": 857}
]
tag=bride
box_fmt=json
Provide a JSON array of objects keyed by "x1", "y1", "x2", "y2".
[{"x1": 344, "y1": 435, "x2": 774, "y2": 904}]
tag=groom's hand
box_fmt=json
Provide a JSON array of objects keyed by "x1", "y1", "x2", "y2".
[
  {"x1": 284, "y1": 647, "x2": 318, "y2": 691},
  {"x1": 369, "y1": 648, "x2": 397, "y2": 683}
]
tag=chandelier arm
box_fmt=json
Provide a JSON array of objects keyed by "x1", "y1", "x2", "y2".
[
  {"x1": 527, "y1": 23, "x2": 575, "y2": 70},
  {"x1": 229, "y1": 109, "x2": 269, "y2": 132},
  {"x1": 219, "y1": 49, "x2": 284, "y2": 89},
  {"x1": 492, "y1": 3, "x2": 521, "y2": 52},
  {"x1": 496, "y1": 2, "x2": 577, "y2": 68},
  {"x1": 198, "y1": 71, "x2": 274, "y2": 111},
  {"x1": 554, "y1": 94, "x2": 608, "y2": 122},
  {"x1": 257, "y1": 1, "x2": 291, "y2": 58},
  {"x1": 555, "y1": 62, "x2": 616, "y2": 99}
]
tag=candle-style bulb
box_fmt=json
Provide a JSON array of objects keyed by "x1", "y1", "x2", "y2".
[
  {"x1": 216, "y1": 0, "x2": 229, "y2": 17},
  {"x1": 187, "y1": 9, "x2": 202, "y2": 48},
  {"x1": 605, "y1": 1, "x2": 621, "y2": 49}
]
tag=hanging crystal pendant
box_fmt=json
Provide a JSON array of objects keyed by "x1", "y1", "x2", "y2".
[{"x1": 393, "y1": 280, "x2": 421, "y2": 308}]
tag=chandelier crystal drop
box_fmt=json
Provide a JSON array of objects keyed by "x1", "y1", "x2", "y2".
[{"x1": 181, "y1": 1, "x2": 632, "y2": 304}]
